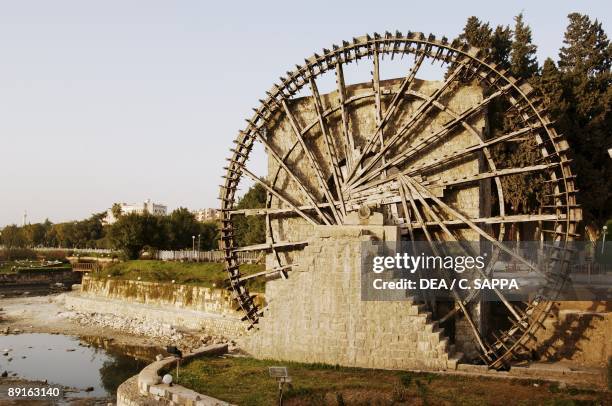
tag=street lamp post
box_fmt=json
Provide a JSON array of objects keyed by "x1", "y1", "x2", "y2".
[
  {"x1": 602, "y1": 225, "x2": 608, "y2": 255},
  {"x1": 192, "y1": 235, "x2": 196, "y2": 260}
]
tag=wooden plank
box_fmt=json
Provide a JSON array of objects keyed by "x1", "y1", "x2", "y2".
[{"x1": 233, "y1": 241, "x2": 308, "y2": 253}]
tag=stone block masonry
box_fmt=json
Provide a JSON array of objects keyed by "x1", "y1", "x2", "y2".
[
  {"x1": 241, "y1": 225, "x2": 458, "y2": 371},
  {"x1": 71, "y1": 276, "x2": 250, "y2": 338}
]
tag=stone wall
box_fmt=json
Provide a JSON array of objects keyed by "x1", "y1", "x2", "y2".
[
  {"x1": 80, "y1": 276, "x2": 243, "y2": 316},
  {"x1": 73, "y1": 277, "x2": 248, "y2": 337},
  {"x1": 241, "y1": 226, "x2": 461, "y2": 371}
]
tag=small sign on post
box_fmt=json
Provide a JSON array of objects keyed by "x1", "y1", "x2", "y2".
[{"x1": 268, "y1": 366, "x2": 291, "y2": 405}]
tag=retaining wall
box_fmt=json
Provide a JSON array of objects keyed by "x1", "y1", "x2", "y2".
[{"x1": 69, "y1": 276, "x2": 248, "y2": 337}]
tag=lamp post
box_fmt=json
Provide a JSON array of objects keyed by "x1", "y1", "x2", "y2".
[
  {"x1": 192, "y1": 235, "x2": 195, "y2": 260},
  {"x1": 602, "y1": 225, "x2": 608, "y2": 254}
]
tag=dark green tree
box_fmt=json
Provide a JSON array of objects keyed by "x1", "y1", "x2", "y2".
[
  {"x1": 510, "y1": 13, "x2": 538, "y2": 79},
  {"x1": 198, "y1": 221, "x2": 219, "y2": 251},
  {"x1": 108, "y1": 213, "x2": 165, "y2": 259},
  {"x1": 166, "y1": 207, "x2": 201, "y2": 250},
  {"x1": 233, "y1": 183, "x2": 267, "y2": 246},
  {"x1": 555, "y1": 13, "x2": 612, "y2": 226},
  {"x1": 559, "y1": 13, "x2": 611, "y2": 76}
]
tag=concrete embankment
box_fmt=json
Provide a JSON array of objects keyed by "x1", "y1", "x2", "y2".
[
  {"x1": 0, "y1": 268, "x2": 79, "y2": 296},
  {"x1": 63, "y1": 276, "x2": 247, "y2": 338}
]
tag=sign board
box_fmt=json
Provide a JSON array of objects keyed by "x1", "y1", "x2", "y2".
[{"x1": 268, "y1": 366, "x2": 288, "y2": 378}]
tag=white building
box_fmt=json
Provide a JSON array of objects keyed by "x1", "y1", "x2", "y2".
[
  {"x1": 103, "y1": 199, "x2": 168, "y2": 224},
  {"x1": 193, "y1": 208, "x2": 221, "y2": 222}
]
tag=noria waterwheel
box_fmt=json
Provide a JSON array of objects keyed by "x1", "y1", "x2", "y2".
[{"x1": 219, "y1": 32, "x2": 580, "y2": 369}]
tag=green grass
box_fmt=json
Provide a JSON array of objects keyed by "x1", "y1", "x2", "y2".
[
  {"x1": 172, "y1": 356, "x2": 609, "y2": 406},
  {"x1": 90, "y1": 260, "x2": 266, "y2": 292}
]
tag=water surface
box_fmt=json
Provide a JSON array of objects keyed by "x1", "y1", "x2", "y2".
[{"x1": 0, "y1": 333, "x2": 159, "y2": 398}]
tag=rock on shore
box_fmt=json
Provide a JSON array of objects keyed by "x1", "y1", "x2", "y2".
[{"x1": 61, "y1": 311, "x2": 184, "y2": 341}]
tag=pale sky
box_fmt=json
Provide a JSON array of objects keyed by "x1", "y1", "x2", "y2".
[{"x1": 1, "y1": 0, "x2": 609, "y2": 226}]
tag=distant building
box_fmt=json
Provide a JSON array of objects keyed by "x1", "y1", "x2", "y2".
[
  {"x1": 103, "y1": 199, "x2": 167, "y2": 225},
  {"x1": 193, "y1": 208, "x2": 221, "y2": 222}
]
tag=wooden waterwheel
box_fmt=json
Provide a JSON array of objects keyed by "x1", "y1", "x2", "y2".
[{"x1": 219, "y1": 32, "x2": 580, "y2": 369}]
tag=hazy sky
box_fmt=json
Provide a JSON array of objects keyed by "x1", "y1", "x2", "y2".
[{"x1": 1, "y1": 0, "x2": 609, "y2": 226}]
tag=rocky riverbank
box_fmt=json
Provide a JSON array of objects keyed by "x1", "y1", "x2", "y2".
[{"x1": 0, "y1": 294, "x2": 233, "y2": 352}]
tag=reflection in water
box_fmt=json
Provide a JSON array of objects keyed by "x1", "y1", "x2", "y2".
[{"x1": 0, "y1": 334, "x2": 164, "y2": 398}]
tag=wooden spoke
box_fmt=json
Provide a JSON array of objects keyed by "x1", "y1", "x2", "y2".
[
  {"x1": 351, "y1": 51, "x2": 427, "y2": 177},
  {"x1": 352, "y1": 84, "x2": 513, "y2": 188},
  {"x1": 426, "y1": 163, "x2": 558, "y2": 189},
  {"x1": 372, "y1": 48, "x2": 386, "y2": 176},
  {"x1": 347, "y1": 62, "x2": 466, "y2": 185},
  {"x1": 402, "y1": 125, "x2": 541, "y2": 176},
  {"x1": 400, "y1": 175, "x2": 491, "y2": 357},
  {"x1": 282, "y1": 99, "x2": 341, "y2": 224},
  {"x1": 407, "y1": 177, "x2": 550, "y2": 277},
  {"x1": 248, "y1": 129, "x2": 329, "y2": 224},
  {"x1": 335, "y1": 61, "x2": 355, "y2": 168},
  {"x1": 233, "y1": 240, "x2": 308, "y2": 253},
  {"x1": 236, "y1": 264, "x2": 296, "y2": 282},
  {"x1": 403, "y1": 174, "x2": 524, "y2": 323},
  {"x1": 239, "y1": 165, "x2": 318, "y2": 226},
  {"x1": 309, "y1": 78, "x2": 347, "y2": 217},
  {"x1": 397, "y1": 213, "x2": 564, "y2": 229}
]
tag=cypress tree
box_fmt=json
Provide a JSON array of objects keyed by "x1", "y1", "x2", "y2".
[{"x1": 510, "y1": 13, "x2": 538, "y2": 79}]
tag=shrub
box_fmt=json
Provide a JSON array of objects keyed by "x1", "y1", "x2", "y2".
[{"x1": 0, "y1": 248, "x2": 37, "y2": 261}]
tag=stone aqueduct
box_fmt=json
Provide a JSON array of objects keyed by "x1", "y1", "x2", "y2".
[{"x1": 218, "y1": 32, "x2": 580, "y2": 370}]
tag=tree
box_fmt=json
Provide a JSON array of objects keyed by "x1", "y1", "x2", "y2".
[
  {"x1": 233, "y1": 183, "x2": 267, "y2": 246},
  {"x1": 111, "y1": 203, "x2": 123, "y2": 220},
  {"x1": 166, "y1": 207, "x2": 201, "y2": 250},
  {"x1": 554, "y1": 13, "x2": 612, "y2": 226},
  {"x1": 559, "y1": 13, "x2": 611, "y2": 76},
  {"x1": 23, "y1": 223, "x2": 45, "y2": 247},
  {"x1": 1, "y1": 225, "x2": 25, "y2": 250},
  {"x1": 198, "y1": 221, "x2": 218, "y2": 251},
  {"x1": 108, "y1": 213, "x2": 165, "y2": 259},
  {"x1": 510, "y1": 13, "x2": 538, "y2": 79},
  {"x1": 490, "y1": 25, "x2": 513, "y2": 70},
  {"x1": 456, "y1": 16, "x2": 512, "y2": 70}
]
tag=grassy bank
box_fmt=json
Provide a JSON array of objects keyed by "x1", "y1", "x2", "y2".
[
  {"x1": 90, "y1": 260, "x2": 265, "y2": 292},
  {"x1": 173, "y1": 356, "x2": 608, "y2": 406}
]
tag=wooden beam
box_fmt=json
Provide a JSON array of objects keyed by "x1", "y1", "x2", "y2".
[
  {"x1": 335, "y1": 61, "x2": 354, "y2": 168},
  {"x1": 309, "y1": 78, "x2": 347, "y2": 217},
  {"x1": 237, "y1": 264, "x2": 295, "y2": 281},
  {"x1": 239, "y1": 165, "x2": 318, "y2": 226},
  {"x1": 233, "y1": 240, "x2": 308, "y2": 253},
  {"x1": 346, "y1": 62, "x2": 466, "y2": 185},
  {"x1": 350, "y1": 51, "x2": 427, "y2": 177},
  {"x1": 282, "y1": 99, "x2": 341, "y2": 224},
  {"x1": 248, "y1": 129, "x2": 328, "y2": 224}
]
